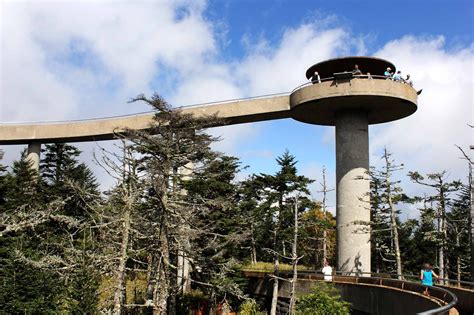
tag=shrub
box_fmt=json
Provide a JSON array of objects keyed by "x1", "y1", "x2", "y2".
[
  {"x1": 238, "y1": 299, "x2": 265, "y2": 315},
  {"x1": 296, "y1": 282, "x2": 350, "y2": 315}
]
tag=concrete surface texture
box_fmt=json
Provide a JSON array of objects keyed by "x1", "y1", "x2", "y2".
[
  {"x1": 26, "y1": 142, "x2": 41, "y2": 172},
  {"x1": 0, "y1": 94, "x2": 291, "y2": 144},
  {"x1": 335, "y1": 110, "x2": 371, "y2": 274},
  {"x1": 244, "y1": 271, "x2": 458, "y2": 315},
  {"x1": 290, "y1": 78, "x2": 418, "y2": 125}
]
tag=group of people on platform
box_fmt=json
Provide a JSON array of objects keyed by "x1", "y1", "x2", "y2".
[
  {"x1": 384, "y1": 66, "x2": 413, "y2": 86},
  {"x1": 319, "y1": 262, "x2": 439, "y2": 296},
  {"x1": 309, "y1": 64, "x2": 414, "y2": 87}
]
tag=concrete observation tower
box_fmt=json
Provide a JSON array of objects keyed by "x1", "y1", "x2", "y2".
[
  {"x1": 291, "y1": 56, "x2": 417, "y2": 273},
  {"x1": 0, "y1": 56, "x2": 418, "y2": 274}
]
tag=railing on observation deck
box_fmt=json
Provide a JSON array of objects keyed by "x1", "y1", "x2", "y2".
[
  {"x1": 291, "y1": 74, "x2": 414, "y2": 94},
  {"x1": 1, "y1": 91, "x2": 291, "y2": 125},
  {"x1": 246, "y1": 269, "x2": 464, "y2": 315}
]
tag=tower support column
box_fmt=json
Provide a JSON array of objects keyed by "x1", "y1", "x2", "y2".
[
  {"x1": 335, "y1": 110, "x2": 371, "y2": 274},
  {"x1": 27, "y1": 142, "x2": 41, "y2": 172}
]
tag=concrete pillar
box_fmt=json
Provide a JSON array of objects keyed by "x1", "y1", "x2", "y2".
[
  {"x1": 26, "y1": 142, "x2": 41, "y2": 172},
  {"x1": 335, "y1": 110, "x2": 371, "y2": 275}
]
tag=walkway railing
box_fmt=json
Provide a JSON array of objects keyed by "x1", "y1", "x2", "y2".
[
  {"x1": 299, "y1": 270, "x2": 474, "y2": 290},
  {"x1": 1, "y1": 92, "x2": 291, "y2": 125},
  {"x1": 291, "y1": 74, "x2": 413, "y2": 93},
  {"x1": 246, "y1": 269, "x2": 462, "y2": 315}
]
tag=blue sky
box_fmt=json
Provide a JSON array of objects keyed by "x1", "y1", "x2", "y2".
[
  {"x1": 1, "y1": 0, "x2": 473, "y2": 215},
  {"x1": 206, "y1": 0, "x2": 473, "y2": 56}
]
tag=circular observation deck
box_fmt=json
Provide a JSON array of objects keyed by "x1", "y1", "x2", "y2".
[{"x1": 291, "y1": 56, "x2": 417, "y2": 126}]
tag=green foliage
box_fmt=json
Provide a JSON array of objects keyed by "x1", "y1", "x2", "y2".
[
  {"x1": 253, "y1": 150, "x2": 314, "y2": 261},
  {"x1": 0, "y1": 235, "x2": 64, "y2": 313},
  {"x1": 176, "y1": 289, "x2": 209, "y2": 315},
  {"x1": 299, "y1": 205, "x2": 337, "y2": 269},
  {"x1": 241, "y1": 262, "x2": 309, "y2": 272},
  {"x1": 67, "y1": 247, "x2": 100, "y2": 314},
  {"x1": 296, "y1": 283, "x2": 350, "y2": 315},
  {"x1": 446, "y1": 183, "x2": 471, "y2": 280},
  {"x1": 0, "y1": 144, "x2": 101, "y2": 313},
  {"x1": 238, "y1": 299, "x2": 265, "y2": 315}
]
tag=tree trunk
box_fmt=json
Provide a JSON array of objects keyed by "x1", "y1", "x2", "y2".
[
  {"x1": 177, "y1": 246, "x2": 192, "y2": 293},
  {"x1": 177, "y1": 250, "x2": 184, "y2": 291},
  {"x1": 439, "y1": 245, "x2": 445, "y2": 284},
  {"x1": 456, "y1": 230, "x2": 461, "y2": 286},
  {"x1": 154, "y1": 191, "x2": 170, "y2": 315},
  {"x1": 182, "y1": 253, "x2": 191, "y2": 292},
  {"x1": 154, "y1": 238, "x2": 169, "y2": 314},
  {"x1": 383, "y1": 151, "x2": 402, "y2": 279},
  {"x1": 469, "y1": 161, "x2": 474, "y2": 283},
  {"x1": 251, "y1": 222, "x2": 257, "y2": 265},
  {"x1": 439, "y1": 183, "x2": 447, "y2": 285},
  {"x1": 320, "y1": 167, "x2": 332, "y2": 266},
  {"x1": 270, "y1": 258, "x2": 279, "y2": 315},
  {"x1": 322, "y1": 230, "x2": 327, "y2": 267},
  {"x1": 289, "y1": 197, "x2": 299, "y2": 315},
  {"x1": 270, "y1": 208, "x2": 280, "y2": 315},
  {"x1": 177, "y1": 163, "x2": 193, "y2": 293},
  {"x1": 113, "y1": 204, "x2": 131, "y2": 315},
  {"x1": 389, "y1": 198, "x2": 402, "y2": 279}
]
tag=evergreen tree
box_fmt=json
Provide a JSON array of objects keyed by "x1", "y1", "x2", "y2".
[
  {"x1": 299, "y1": 205, "x2": 336, "y2": 269},
  {"x1": 184, "y1": 154, "x2": 247, "y2": 309},
  {"x1": 447, "y1": 183, "x2": 471, "y2": 282},
  {"x1": 40, "y1": 143, "x2": 101, "y2": 312},
  {"x1": 369, "y1": 167, "x2": 393, "y2": 274},
  {"x1": 41, "y1": 143, "x2": 99, "y2": 217},
  {"x1": 256, "y1": 150, "x2": 313, "y2": 315},
  {"x1": 409, "y1": 171, "x2": 462, "y2": 282},
  {"x1": 0, "y1": 146, "x2": 101, "y2": 313},
  {"x1": 403, "y1": 197, "x2": 437, "y2": 274},
  {"x1": 0, "y1": 152, "x2": 64, "y2": 313},
  {"x1": 41, "y1": 143, "x2": 81, "y2": 184},
  {"x1": 373, "y1": 149, "x2": 408, "y2": 278},
  {"x1": 0, "y1": 150, "x2": 8, "y2": 206},
  {"x1": 94, "y1": 94, "x2": 247, "y2": 313},
  {"x1": 237, "y1": 175, "x2": 273, "y2": 264}
]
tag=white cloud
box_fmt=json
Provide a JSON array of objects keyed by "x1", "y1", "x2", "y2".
[
  {"x1": 369, "y1": 36, "x2": 473, "y2": 217},
  {"x1": 237, "y1": 25, "x2": 350, "y2": 95},
  {"x1": 1, "y1": 1, "x2": 217, "y2": 121},
  {"x1": 1, "y1": 1, "x2": 472, "y2": 212},
  {"x1": 371, "y1": 36, "x2": 473, "y2": 177},
  {"x1": 209, "y1": 123, "x2": 260, "y2": 155},
  {"x1": 0, "y1": 3, "x2": 79, "y2": 121}
]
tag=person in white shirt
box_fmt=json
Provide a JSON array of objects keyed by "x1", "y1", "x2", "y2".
[
  {"x1": 322, "y1": 261, "x2": 333, "y2": 281},
  {"x1": 311, "y1": 71, "x2": 321, "y2": 84}
]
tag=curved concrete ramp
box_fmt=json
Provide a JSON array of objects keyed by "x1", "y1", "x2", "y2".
[
  {"x1": 244, "y1": 271, "x2": 460, "y2": 315},
  {"x1": 0, "y1": 94, "x2": 290, "y2": 145}
]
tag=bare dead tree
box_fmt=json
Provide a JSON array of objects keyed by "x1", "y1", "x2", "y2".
[
  {"x1": 288, "y1": 194, "x2": 303, "y2": 315},
  {"x1": 317, "y1": 166, "x2": 334, "y2": 267},
  {"x1": 455, "y1": 142, "x2": 473, "y2": 282},
  {"x1": 409, "y1": 170, "x2": 462, "y2": 284}
]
